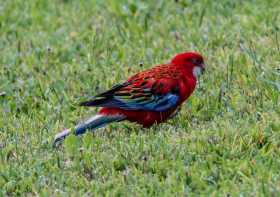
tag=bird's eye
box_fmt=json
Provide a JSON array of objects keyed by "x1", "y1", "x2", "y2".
[
  {"x1": 190, "y1": 59, "x2": 199, "y2": 64},
  {"x1": 184, "y1": 57, "x2": 202, "y2": 66}
]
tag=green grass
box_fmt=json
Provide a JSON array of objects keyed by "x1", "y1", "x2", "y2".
[{"x1": 0, "y1": 0, "x2": 280, "y2": 196}]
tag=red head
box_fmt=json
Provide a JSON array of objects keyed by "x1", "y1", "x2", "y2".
[{"x1": 171, "y1": 52, "x2": 205, "y2": 78}]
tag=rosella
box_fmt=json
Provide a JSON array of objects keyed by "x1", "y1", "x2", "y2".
[{"x1": 54, "y1": 52, "x2": 205, "y2": 144}]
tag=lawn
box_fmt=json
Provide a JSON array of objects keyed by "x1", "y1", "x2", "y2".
[{"x1": 0, "y1": 0, "x2": 280, "y2": 196}]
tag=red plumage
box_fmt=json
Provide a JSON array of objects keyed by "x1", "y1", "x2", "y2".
[
  {"x1": 54, "y1": 52, "x2": 205, "y2": 144},
  {"x1": 96, "y1": 51, "x2": 205, "y2": 126}
]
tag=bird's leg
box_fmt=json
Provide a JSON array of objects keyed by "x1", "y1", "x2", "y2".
[{"x1": 169, "y1": 106, "x2": 182, "y2": 119}]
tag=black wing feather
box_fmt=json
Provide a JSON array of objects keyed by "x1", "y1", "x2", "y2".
[{"x1": 79, "y1": 82, "x2": 130, "y2": 106}]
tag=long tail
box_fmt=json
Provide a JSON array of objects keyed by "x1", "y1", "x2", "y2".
[{"x1": 53, "y1": 114, "x2": 125, "y2": 146}]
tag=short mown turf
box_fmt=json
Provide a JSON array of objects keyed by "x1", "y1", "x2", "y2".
[{"x1": 0, "y1": 0, "x2": 279, "y2": 196}]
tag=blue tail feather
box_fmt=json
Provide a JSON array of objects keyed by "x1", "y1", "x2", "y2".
[{"x1": 53, "y1": 114, "x2": 125, "y2": 146}]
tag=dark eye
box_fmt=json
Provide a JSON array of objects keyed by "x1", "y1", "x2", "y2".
[{"x1": 190, "y1": 58, "x2": 199, "y2": 64}]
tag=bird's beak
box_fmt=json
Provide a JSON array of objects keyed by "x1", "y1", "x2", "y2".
[{"x1": 201, "y1": 63, "x2": 206, "y2": 74}]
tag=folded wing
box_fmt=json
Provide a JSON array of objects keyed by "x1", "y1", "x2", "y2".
[{"x1": 80, "y1": 79, "x2": 179, "y2": 112}]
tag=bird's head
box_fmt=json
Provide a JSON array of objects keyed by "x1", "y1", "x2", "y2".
[{"x1": 171, "y1": 52, "x2": 205, "y2": 79}]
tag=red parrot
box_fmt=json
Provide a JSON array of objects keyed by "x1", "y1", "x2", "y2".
[{"x1": 54, "y1": 52, "x2": 205, "y2": 144}]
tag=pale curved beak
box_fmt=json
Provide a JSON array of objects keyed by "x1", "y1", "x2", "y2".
[{"x1": 201, "y1": 63, "x2": 206, "y2": 73}]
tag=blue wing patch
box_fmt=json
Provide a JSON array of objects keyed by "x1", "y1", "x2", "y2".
[
  {"x1": 80, "y1": 82, "x2": 180, "y2": 112},
  {"x1": 101, "y1": 93, "x2": 179, "y2": 111}
]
